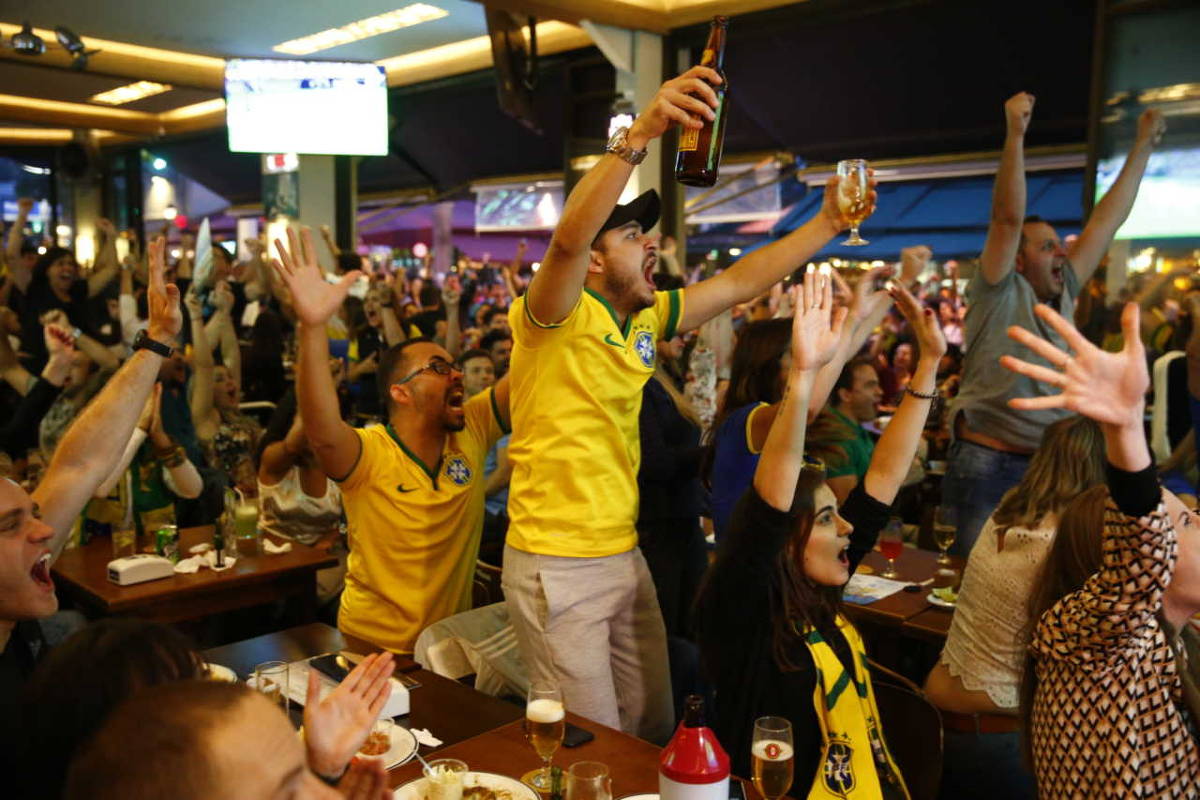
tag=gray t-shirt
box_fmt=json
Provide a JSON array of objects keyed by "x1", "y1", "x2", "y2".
[{"x1": 952, "y1": 266, "x2": 1079, "y2": 451}]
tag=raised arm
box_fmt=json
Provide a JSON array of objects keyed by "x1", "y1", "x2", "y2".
[
  {"x1": 272, "y1": 227, "x2": 363, "y2": 481},
  {"x1": 186, "y1": 290, "x2": 215, "y2": 427},
  {"x1": 86, "y1": 218, "x2": 121, "y2": 298},
  {"x1": 442, "y1": 277, "x2": 462, "y2": 359},
  {"x1": 240, "y1": 237, "x2": 271, "y2": 301},
  {"x1": 34, "y1": 237, "x2": 181, "y2": 556},
  {"x1": 680, "y1": 177, "x2": 872, "y2": 333},
  {"x1": 259, "y1": 414, "x2": 308, "y2": 485},
  {"x1": 527, "y1": 67, "x2": 721, "y2": 325},
  {"x1": 207, "y1": 281, "x2": 241, "y2": 380},
  {"x1": 754, "y1": 272, "x2": 846, "y2": 510},
  {"x1": 979, "y1": 92, "x2": 1034, "y2": 286},
  {"x1": 861, "y1": 284, "x2": 946, "y2": 504},
  {"x1": 1071, "y1": 109, "x2": 1166, "y2": 284},
  {"x1": 5, "y1": 198, "x2": 32, "y2": 291}
]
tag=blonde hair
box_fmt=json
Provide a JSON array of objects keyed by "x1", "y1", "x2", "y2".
[
  {"x1": 653, "y1": 365, "x2": 701, "y2": 429},
  {"x1": 991, "y1": 416, "x2": 1106, "y2": 535}
]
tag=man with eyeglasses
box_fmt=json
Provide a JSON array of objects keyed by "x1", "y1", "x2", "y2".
[
  {"x1": 503, "y1": 68, "x2": 873, "y2": 742},
  {"x1": 271, "y1": 229, "x2": 510, "y2": 655}
]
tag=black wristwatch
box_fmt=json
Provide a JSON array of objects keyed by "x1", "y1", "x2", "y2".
[{"x1": 132, "y1": 329, "x2": 173, "y2": 358}]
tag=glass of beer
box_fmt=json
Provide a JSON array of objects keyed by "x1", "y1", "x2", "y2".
[
  {"x1": 254, "y1": 661, "x2": 289, "y2": 714},
  {"x1": 752, "y1": 717, "x2": 794, "y2": 800},
  {"x1": 522, "y1": 679, "x2": 565, "y2": 791},
  {"x1": 836, "y1": 159, "x2": 872, "y2": 246},
  {"x1": 878, "y1": 517, "x2": 904, "y2": 578},
  {"x1": 932, "y1": 505, "x2": 957, "y2": 565},
  {"x1": 565, "y1": 761, "x2": 612, "y2": 800}
]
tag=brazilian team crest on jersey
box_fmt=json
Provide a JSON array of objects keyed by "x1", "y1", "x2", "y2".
[
  {"x1": 634, "y1": 330, "x2": 655, "y2": 367},
  {"x1": 444, "y1": 457, "x2": 472, "y2": 486},
  {"x1": 822, "y1": 735, "x2": 855, "y2": 794}
]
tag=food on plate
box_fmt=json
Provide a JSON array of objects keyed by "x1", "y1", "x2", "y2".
[{"x1": 359, "y1": 730, "x2": 391, "y2": 756}]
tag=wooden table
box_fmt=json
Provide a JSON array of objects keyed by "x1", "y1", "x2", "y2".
[
  {"x1": 845, "y1": 548, "x2": 964, "y2": 636},
  {"x1": 53, "y1": 527, "x2": 338, "y2": 624},
  {"x1": 202, "y1": 623, "x2": 524, "y2": 749}
]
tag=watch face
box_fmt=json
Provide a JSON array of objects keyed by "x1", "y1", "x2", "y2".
[{"x1": 607, "y1": 127, "x2": 628, "y2": 150}]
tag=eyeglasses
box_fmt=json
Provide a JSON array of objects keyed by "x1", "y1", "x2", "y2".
[{"x1": 394, "y1": 357, "x2": 460, "y2": 386}]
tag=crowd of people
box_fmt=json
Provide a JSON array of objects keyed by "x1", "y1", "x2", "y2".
[{"x1": 0, "y1": 65, "x2": 1193, "y2": 799}]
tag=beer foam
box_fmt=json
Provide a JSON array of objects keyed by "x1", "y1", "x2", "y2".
[
  {"x1": 526, "y1": 698, "x2": 565, "y2": 723},
  {"x1": 752, "y1": 739, "x2": 794, "y2": 761}
]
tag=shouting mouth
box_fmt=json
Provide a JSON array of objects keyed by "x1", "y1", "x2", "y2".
[
  {"x1": 446, "y1": 386, "x2": 465, "y2": 410},
  {"x1": 31, "y1": 552, "x2": 53, "y2": 592},
  {"x1": 837, "y1": 544, "x2": 850, "y2": 567},
  {"x1": 642, "y1": 253, "x2": 658, "y2": 288}
]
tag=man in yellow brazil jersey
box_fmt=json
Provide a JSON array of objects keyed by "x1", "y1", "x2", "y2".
[
  {"x1": 271, "y1": 228, "x2": 510, "y2": 654},
  {"x1": 505, "y1": 66, "x2": 873, "y2": 741}
]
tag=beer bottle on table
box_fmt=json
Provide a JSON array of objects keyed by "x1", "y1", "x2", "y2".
[
  {"x1": 659, "y1": 694, "x2": 730, "y2": 800},
  {"x1": 675, "y1": 16, "x2": 729, "y2": 188}
]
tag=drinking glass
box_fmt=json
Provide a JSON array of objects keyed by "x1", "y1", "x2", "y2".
[
  {"x1": 358, "y1": 717, "x2": 394, "y2": 758},
  {"x1": 752, "y1": 717, "x2": 794, "y2": 800},
  {"x1": 424, "y1": 758, "x2": 468, "y2": 800},
  {"x1": 932, "y1": 505, "x2": 957, "y2": 565},
  {"x1": 836, "y1": 159, "x2": 872, "y2": 246},
  {"x1": 878, "y1": 517, "x2": 904, "y2": 579},
  {"x1": 254, "y1": 660, "x2": 289, "y2": 714},
  {"x1": 111, "y1": 527, "x2": 137, "y2": 559},
  {"x1": 522, "y1": 679, "x2": 565, "y2": 792},
  {"x1": 565, "y1": 762, "x2": 612, "y2": 800}
]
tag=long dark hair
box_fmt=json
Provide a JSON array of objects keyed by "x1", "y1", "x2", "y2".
[
  {"x1": 28, "y1": 246, "x2": 75, "y2": 294},
  {"x1": 1018, "y1": 483, "x2": 1107, "y2": 777},
  {"x1": 254, "y1": 388, "x2": 298, "y2": 469},
  {"x1": 18, "y1": 618, "x2": 201, "y2": 800},
  {"x1": 701, "y1": 319, "x2": 791, "y2": 485}
]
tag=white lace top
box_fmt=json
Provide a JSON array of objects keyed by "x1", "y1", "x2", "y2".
[
  {"x1": 258, "y1": 467, "x2": 343, "y2": 546},
  {"x1": 940, "y1": 514, "x2": 1057, "y2": 709}
]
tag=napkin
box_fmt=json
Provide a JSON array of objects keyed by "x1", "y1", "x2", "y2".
[
  {"x1": 263, "y1": 539, "x2": 292, "y2": 555},
  {"x1": 173, "y1": 550, "x2": 237, "y2": 573},
  {"x1": 410, "y1": 728, "x2": 442, "y2": 748}
]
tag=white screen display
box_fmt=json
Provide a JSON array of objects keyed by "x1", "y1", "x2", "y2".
[
  {"x1": 1096, "y1": 147, "x2": 1200, "y2": 239},
  {"x1": 225, "y1": 59, "x2": 388, "y2": 156}
]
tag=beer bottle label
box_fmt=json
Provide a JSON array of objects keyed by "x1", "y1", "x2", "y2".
[
  {"x1": 701, "y1": 48, "x2": 715, "y2": 65},
  {"x1": 679, "y1": 126, "x2": 700, "y2": 152}
]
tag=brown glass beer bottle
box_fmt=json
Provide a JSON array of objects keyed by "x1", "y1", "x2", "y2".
[{"x1": 675, "y1": 16, "x2": 729, "y2": 188}]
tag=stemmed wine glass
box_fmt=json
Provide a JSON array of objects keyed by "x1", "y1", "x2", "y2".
[
  {"x1": 932, "y1": 505, "x2": 957, "y2": 565},
  {"x1": 836, "y1": 159, "x2": 873, "y2": 246},
  {"x1": 878, "y1": 517, "x2": 904, "y2": 579},
  {"x1": 522, "y1": 679, "x2": 565, "y2": 792},
  {"x1": 752, "y1": 717, "x2": 794, "y2": 800}
]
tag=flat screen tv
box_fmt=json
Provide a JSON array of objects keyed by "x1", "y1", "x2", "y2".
[
  {"x1": 225, "y1": 59, "x2": 388, "y2": 156},
  {"x1": 1096, "y1": 145, "x2": 1200, "y2": 239}
]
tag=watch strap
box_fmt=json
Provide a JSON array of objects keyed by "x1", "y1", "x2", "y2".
[{"x1": 133, "y1": 330, "x2": 173, "y2": 358}]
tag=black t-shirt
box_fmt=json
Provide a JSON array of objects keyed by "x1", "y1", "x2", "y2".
[
  {"x1": 353, "y1": 328, "x2": 385, "y2": 416},
  {"x1": 696, "y1": 483, "x2": 890, "y2": 781},
  {"x1": 0, "y1": 622, "x2": 46, "y2": 774},
  {"x1": 410, "y1": 308, "x2": 445, "y2": 339}
]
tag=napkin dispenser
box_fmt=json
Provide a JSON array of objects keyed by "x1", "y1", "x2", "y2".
[{"x1": 107, "y1": 554, "x2": 175, "y2": 586}]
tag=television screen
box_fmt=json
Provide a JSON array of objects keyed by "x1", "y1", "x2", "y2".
[
  {"x1": 1095, "y1": 146, "x2": 1200, "y2": 239},
  {"x1": 225, "y1": 59, "x2": 388, "y2": 156}
]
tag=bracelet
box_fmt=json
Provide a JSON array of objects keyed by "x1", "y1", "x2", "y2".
[
  {"x1": 158, "y1": 445, "x2": 186, "y2": 468},
  {"x1": 904, "y1": 385, "x2": 939, "y2": 401},
  {"x1": 314, "y1": 767, "x2": 346, "y2": 788}
]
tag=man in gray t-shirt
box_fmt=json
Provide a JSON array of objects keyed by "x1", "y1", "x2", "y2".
[{"x1": 942, "y1": 92, "x2": 1165, "y2": 556}]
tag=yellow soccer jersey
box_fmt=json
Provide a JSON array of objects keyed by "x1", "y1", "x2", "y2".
[
  {"x1": 337, "y1": 387, "x2": 507, "y2": 653},
  {"x1": 506, "y1": 287, "x2": 683, "y2": 558}
]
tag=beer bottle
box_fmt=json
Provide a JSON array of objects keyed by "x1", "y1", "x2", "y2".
[{"x1": 675, "y1": 16, "x2": 729, "y2": 188}]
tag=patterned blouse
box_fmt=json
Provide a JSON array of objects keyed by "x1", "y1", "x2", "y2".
[{"x1": 1030, "y1": 478, "x2": 1199, "y2": 799}]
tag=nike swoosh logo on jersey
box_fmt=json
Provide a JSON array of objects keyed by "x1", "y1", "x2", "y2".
[
  {"x1": 396, "y1": 484, "x2": 416, "y2": 493},
  {"x1": 603, "y1": 334, "x2": 624, "y2": 348}
]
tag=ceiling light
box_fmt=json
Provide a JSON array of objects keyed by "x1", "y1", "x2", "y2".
[
  {"x1": 273, "y1": 4, "x2": 449, "y2": 56},
  {"x1": 163, "y1": 204, "x2": 178, "y2": 221},
  {"x1": 21, "y1": 164, "x2": 52, "y2": 175},
  {"x1": 91, "y1": 81, "x2": 171, "y2": 106},
  {"x1": 54, "y1": 26, "x2": 83, "y2": 55},
  {"x1": 152, "y1": 157, "x2": 167, "y2": 171},
  {"x1": 11, "y1": 21, "x2": 45, "y2": 56}
]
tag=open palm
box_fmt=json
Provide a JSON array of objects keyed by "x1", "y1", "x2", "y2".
[
  {"x1": 791, "y1": 269, "x2": 847, "y2": 372},
  {"x1": 272, "y1": 227, "x2": 362, "y2": 327},
  {"x1": 303, "y1": 652, "x2": 395, "y2": 779},
  {"x1": 1000, "y1": 302, "x2": 1147, "y2": 427}
]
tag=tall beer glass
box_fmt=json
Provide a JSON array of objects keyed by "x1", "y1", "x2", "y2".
[
  {"x1": 836, "y1": 159, "x2": 872, "y2": 246},
  {"x1": 523, "y1": 679, "x2": 565, "y2": 791},
  {"x1": 752, "y1": 716, "x2": 794, "y2": 800}
]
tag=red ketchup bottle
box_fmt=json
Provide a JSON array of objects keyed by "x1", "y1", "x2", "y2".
[{"x1": 659, "y1": 695, "x2": 730, "y2": 800}]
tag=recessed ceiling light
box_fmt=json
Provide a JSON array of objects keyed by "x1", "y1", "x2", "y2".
[
  {"x1": 274, "y1": 4, "x2": 449, "y2": 56},
  {"x1": 90, "y1": 81, "x2": 171, "y2": 105}
]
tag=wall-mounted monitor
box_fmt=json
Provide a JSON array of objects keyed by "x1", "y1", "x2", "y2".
[{"x1": 225, "y1": 59, "x2": 388, "y2": 156}]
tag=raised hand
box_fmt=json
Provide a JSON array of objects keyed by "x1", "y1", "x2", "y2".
[
  {"x1": 183, "y1": 287, "x2": 203, "y2": 320},
  {"x1": 1136, "y1": 108, "x2": 1166, "y2": 149},
  {"x1": 442, "y1": 275, "x2": 462, "y2": 308},
  {"x1": 16, "y1": 197, "x2": 33, "y2": 216},
  {"x1": 628, "y1": 66, "x2": 723, "y2": 145},
  {"x1": 213, "y1": 280, "x2": 235, "y2": 314},
  {"x1": 1000, "y1": 302, "x2": 1148, "y2": 428},
  {"x1": 271, "y1": 227, "x2": 363, "y2": 327},
  {"x1": 303, "y1": 652, "x2": 395, "y2": 781},
  {"x1": 43, "y1": 322, "x2": 75, "y2": 360},
  {"x1": 899, "y1": 245, "x2": 932, "y2": 287},
  {"x1": 146, "y1": 236, "x2": 182, "y2": 343},
  {"x1": 791, "y1": 267, "x2": 848, "y2": 372},
  {"x1": 889, "y1": 282, "x2": 946, "y2": 363},
  {"x1": 849, "y1": 264, "x2": 895, "y2": 325},
  {"x1": 1005, "y1": 91, "x2": 1035, "y2": 137}
]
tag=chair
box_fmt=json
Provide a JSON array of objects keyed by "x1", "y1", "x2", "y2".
[
  {"x1": 238, "y1": 400, "x2": 277, "y2": 427},
  {"x1": 1151, "y1": 351, "x2": 1187, "y2": 463},
  {"x1": 413, "y1": 601, "x2": 529, "y2": 698},
  {"x1": 868, "y1": 659, "x2": 943, "y2": 800},
  {"x1": 473, "y1": 560, "x2": 505, "y2": 609}
]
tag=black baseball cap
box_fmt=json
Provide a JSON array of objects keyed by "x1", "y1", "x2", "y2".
[{"x1": 596, "y1": 189, "x2": 660, "y2": 239}]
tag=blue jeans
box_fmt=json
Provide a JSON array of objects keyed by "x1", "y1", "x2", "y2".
[
  {"x1": 941, "y1": 439, "x2": 1031, "y2": 557},
  {"x1": 939, "y1": 730, "x2": 1036, "y2": 799}
]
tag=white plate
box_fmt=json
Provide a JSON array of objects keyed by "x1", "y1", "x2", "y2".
[
  {"x1": 360, "y1": 725, "x2": 418, "y2": 770},
  {"x1": 393, "y1": 771, "x2": 540, "y2": 800},
  {"x1": 203, "y1": 663, "x2": 238, "y2": 682},
  {"x1": 927, "y1": 591, "x2": 956, "y2": 609}
]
